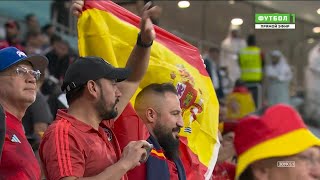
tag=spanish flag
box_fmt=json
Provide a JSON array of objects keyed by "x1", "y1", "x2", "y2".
[{"x1": 78, "y1": 1, "x2": 219, "y2": 179}]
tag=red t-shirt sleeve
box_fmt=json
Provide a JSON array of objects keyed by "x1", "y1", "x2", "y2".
[
  {"x1": 39, "y1": 122, "x2": 85, "y2": 180},
  {"x1": 114, "y1": 104, "x2": 149, "y2": 150}
]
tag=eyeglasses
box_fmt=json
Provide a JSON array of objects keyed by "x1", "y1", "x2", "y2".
[{"x1": 15, "y1": 66, "x2": 41, "y2": 80}]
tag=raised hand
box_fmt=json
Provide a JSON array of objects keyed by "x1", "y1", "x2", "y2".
[
  {"x1": 139, "y1": 2, "x2": 161, "y2": 45},
  {"x1": 71, "y1": 0, "x2": 84, "y2": 17}
]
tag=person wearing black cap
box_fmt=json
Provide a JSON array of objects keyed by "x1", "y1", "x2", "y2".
[
  {"x1": 0, "y1": 46, "x2": 48, "y2": 179},
  {"x1": 39, "y1": 2, "x2": 158, "y2": 180}
]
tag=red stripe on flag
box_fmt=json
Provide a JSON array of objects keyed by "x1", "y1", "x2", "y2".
[
  {"x1": 83, "y1": 1, "x2": 209, "y2": 76},
  {"x1": 179, "y1": 136, "x2": 208, "y2": 179}
]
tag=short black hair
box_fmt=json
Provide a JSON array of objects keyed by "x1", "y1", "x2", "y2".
[
  {"x1": 135, "y1": 83, "x2": 178, "y2": 110},
  {"x1": 50, "y1": 34, "x2": 63, "y2": 45},
  {"x1": 25, "y1": 13, "x2": 35, "y2": 21},
  {"x1": 41, "y1": 24, "x2": 53, "y2": 33},
  {"x1": 5, "y1": 20, "x2": 20, "y2": 30},
  {"x1": 239, "y1": 166, "x2": 254, "y2": 180},
  {"x1": 66, "y1": 85, "x2": 85, "y2": 105},
  {"x1": 65, "y1": 80, "x2": 103, "y2": 105},
  {"x1": 137, "y1": 83, "x2": 177, "y2": 98},
  {"x1": 209, "y1": 47, "x2": 220, "y2": 54},
  {"x1": 247, "y1": 34, "x2": 256, "y2": 46},
  {"x1": 235, "y1": 79, "x2": 246, "y2": 87}
]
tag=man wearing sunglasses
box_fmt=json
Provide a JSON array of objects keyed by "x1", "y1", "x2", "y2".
[{"x1": 0, "y1": 46, "x2": 48, "y2": 179}]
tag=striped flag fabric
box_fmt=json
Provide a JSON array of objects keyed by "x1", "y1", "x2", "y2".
[{"x1": 77, "y1": 1, "x2": 220, "y2": 179}]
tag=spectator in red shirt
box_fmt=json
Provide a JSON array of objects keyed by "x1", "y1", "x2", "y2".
[
  {"x1": 0, "y1": 46, "x2": 48, "y2": 179},
  {"x1": 39, "y1": 2, "x2": 160, "y2": 180},
  {"x1": 0, "y1": 20, "x2": 24, "y2": 51},
  {"x1": 124, "y1": 83, "x2": 186, "y2": 180}
]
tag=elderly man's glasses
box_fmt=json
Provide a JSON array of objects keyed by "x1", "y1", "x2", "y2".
[{"x1": 15, "y1": 66, "x2": 41, "y2": 80}]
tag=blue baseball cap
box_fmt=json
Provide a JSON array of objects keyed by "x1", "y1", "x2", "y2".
[{"x1": 0, "y1": 47, "x2": 48, "y2": 74}]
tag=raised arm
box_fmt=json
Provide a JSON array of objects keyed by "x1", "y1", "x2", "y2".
[
  {"x1": 115, "y1": 2, "x2": 160, "y2": 119},
  {"x1": 71, "y1": 1, "x2": 160, "y2": 120}
]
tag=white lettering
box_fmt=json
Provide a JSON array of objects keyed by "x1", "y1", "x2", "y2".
[
  {"x1": 273, "y1": 16, "x2": 277, "y2": 21},
  {"x1": 283, "y1": 16, "x2": 288, "y2": 21}
]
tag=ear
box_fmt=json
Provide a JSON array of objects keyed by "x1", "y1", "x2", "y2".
[
  {"x1": 86, "y1": 80, "x2": 99, "y2": 99},
  {"x1": 145, "y1": 108, "x2": 158, "y2": 123}
]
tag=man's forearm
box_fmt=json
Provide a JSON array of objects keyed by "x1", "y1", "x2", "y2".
[
  {"x1": 62, "y1": 160, "x2": 129, "y2": 180},
  {"x1": 125, "y1": 44, "x2": 151, "y2": 82}
]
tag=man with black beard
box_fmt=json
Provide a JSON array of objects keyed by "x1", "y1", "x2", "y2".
[
  {"x1": 130, "y1": 83, "x2": 186, "y2": 180},
  {"x1": 39, "y1": 2, "x2": 159, "y2": 179}
]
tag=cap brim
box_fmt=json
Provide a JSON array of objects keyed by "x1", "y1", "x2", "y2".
[
  {"x1": 236, "y1": 128, "x2": 320, "y2": 179},
  {"x1": 106, "y1": 67, "x2": 131, "y2": 82},
  {"x1": 23, "y1": 55, "x2": 48, "y2": 74}
]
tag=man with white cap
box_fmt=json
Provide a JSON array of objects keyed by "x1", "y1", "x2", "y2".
[
  {"x1": 0, "y1": 46, "x2": 48, "y2": 179},
  {"x1": 235, "y1": 104, "x2": 320, "y2": 180}
]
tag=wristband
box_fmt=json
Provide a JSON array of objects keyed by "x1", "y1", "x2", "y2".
[{"x1": 136, "y1": 33, "x2": 153, "y2": 48}]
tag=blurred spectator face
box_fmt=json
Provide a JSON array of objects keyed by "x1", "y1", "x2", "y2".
[
  {"x1": 217, "y1": 132, "x2": 236, "y2": 163},
  {"x1": 231, "y1": 30, "x2": 240, "y2": 38},
  {"x1": 219, "y1": 101, "x2": 228, "y2": 122},
  {"x1": 222, "y1": 132, "x2": 235, "y2": 148},
  {"x1": 27, "y1": 15, "x2": 40, "y2": 32},
  {"x1": 222, "y1": 132, "x2": 235, "y2": 154},
  {"x1": 40, "y1": 33, "x2": 49, "y2": 46},
  {"x1": 46, "y1": 26, "x2": 55, "y2": 37},
  {"x1": 271, "y1": 55, "x2": 280, "y2": 65},
  {"x1": 252, "y1": 147, "x2": 320, "y2": 180},
  {"x1": 53, "y1": 40, "x2": 69, "y2": 58},
  {"x1": 27, "y1": 33, "x2": 43, "y2": 47},
  {"x1": 5, "y1": 21, "x2": 19, "y2": 39},
  {"x1": 208, "y1": 48, "x2": 220, "y2": 64}
]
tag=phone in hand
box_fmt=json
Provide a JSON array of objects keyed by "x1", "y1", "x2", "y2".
[{"x1": 139, "y1": 143, "x2": 153, "y2": 163}]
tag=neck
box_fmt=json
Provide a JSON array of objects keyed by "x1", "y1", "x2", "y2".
[
  {"x1": 68, "y1": 101, "x2": 101, "y2": 130},
  {"x1": 0, "y1": 100, "x2": 27, "y2": 120},
  {"x1": 146, "y1": 124, "x2": 157, "y2": 140}
]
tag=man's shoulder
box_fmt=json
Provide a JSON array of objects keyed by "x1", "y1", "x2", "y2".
[{"x1": 42, "y1": 118, "x2": 74, "y2": 138}]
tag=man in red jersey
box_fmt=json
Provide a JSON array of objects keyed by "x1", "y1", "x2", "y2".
[
  {"x1": 40, "y1": 1, "x2": 160, "y2": 180},
  {"x1": 130, "y1": 83, "x2": 186, "y2": 180},
  {"x1": 0, "y1": 46, "x2": 48, "y2": 179}
]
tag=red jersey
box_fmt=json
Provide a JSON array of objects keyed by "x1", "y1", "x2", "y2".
[
  {"x1": 0, "y1": 40, "x2": 24, "y2": 51},
  {"x1": 211, "y1": 162, "x2": 236, "y2": 180},
  {"x1": 115, "y1": 105, "x2": 179, "y2": 180},
  {"x1": 39, "y1": 110, "x2": 126, "y2": 180},
  {"x1": 0, "y1": 111, "x2": 41, "y2": 180}
]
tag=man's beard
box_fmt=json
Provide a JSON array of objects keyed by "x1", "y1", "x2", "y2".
[
  {"x1": 153, "y1": 120, "x2": 180, "y2": 161},
  {"x1": 95, "y1": 91, "x2": 119, "y2": 120}
]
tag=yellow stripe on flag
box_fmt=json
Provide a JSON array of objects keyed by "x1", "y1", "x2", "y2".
[{"x1": 78, "y1": 1, "x2": 219, "y2": 179}]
